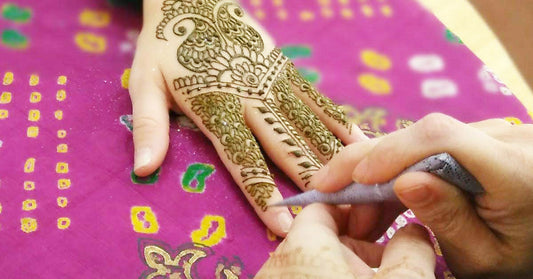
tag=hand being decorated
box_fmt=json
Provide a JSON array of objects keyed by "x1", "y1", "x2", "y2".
[{"x1": 129, "y1": 0, "x2": 366, "y2": 236}]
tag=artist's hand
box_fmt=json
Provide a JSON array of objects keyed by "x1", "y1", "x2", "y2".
[
  {"x1": 256, "y1": 203, "x2": 436, "y2": 279},
  {"x1": 128, "y1": 0, "x2": 365, "y2": 236},
  {"x1": 312, "y1": 113, "x2": 533, "y2": 278}
]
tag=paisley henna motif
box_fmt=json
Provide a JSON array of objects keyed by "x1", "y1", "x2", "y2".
[{"x1": 156, "y1": 0, "x2": 350, "y2": 204}]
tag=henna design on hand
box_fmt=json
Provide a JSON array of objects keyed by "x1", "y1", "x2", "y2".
[
  {"x1": 272, "y1": 67, "x2": 343, "y2": 160},
  {"x1": 256, "y1": 99, "x2": 322, "y2": 186},
  {"x1": 156, "y1": 0, "x2": 350, "y2": 207},
  {"x1": 286, "y1": 62, "x2": 352, "y2": 134},
  {"x1": 190, "y1": 92, "x2": 275, "y2": 210}
]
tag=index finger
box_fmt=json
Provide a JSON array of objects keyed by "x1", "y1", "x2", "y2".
[
  {"x1": 310, "y1": 139, "x2": 379, "y2": 192},
  {"x1": 352, "y1": 113, "x2": 513, "y2": 194}
]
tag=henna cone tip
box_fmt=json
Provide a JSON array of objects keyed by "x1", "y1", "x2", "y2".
[
  {"x1": 269, "y1": 191, "x2": 322, "y2": 207},
  {"x1": 271, "y1": 153, "x2": 486, "y2": 207}
]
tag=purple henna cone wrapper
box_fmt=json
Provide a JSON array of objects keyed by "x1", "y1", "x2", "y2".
[{"x1": 273, "y1": 153, "x2": 484, "y2": 206}]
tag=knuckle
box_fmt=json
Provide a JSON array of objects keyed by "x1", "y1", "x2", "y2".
[
  {"x1": 421, "y1": 202, "x2": 463, "y2": 238},
  {"x1": 416, "y1": 113, "x2": 458, "y2": 143}
]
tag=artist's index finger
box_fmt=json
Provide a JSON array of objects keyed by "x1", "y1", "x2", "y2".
[
  {"x1": 310, "y1": 139, "x2": 378, "y2": 193},
  {"x1": 352, "y1": 113, "x2": 506, "y2": 190}
]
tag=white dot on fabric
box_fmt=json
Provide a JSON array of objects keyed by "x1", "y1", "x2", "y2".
[{"x1": 421, "y1": 79, "x2": 458, "y2": 99}]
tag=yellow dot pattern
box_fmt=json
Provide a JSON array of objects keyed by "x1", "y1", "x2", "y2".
[
  {"x1": 3, "y1": 72, "x2": 14, "y2": 85},
  {"x1": 27, "y1": 126, "x2": 39, "y2": 138},
  {"x1": 0, "y1": 92, "x2": 12, "y2": 104}
]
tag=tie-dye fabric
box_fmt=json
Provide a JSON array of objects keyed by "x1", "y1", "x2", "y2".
[{"x1": 0, "y1": 0, "x2": 530, "y2": 278}]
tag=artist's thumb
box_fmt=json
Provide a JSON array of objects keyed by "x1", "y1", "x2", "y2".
[{"x1": 393, "y1": 171, "x2": 498, "y2": 274}]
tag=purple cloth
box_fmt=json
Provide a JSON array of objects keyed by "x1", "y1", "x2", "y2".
[{"x1": 0, "y1": 0, "x2": 529, "y2": 278}]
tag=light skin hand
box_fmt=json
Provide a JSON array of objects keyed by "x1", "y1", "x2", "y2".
[
  {"x1": 312, "y1": 113, "x2": 533, "y2": 278},
  {"x1": 255, "y1": 203, "x2": 436, "y2": 279},
  {"x1": 129, "y1": 0, "x2": 366, "y2": 236}
]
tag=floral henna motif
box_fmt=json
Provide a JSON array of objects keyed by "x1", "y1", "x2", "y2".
[
  {"x1": 245, "y1": 182, "x2": 276, "y2": 211},
  {"x1": 272, "y1": 68, "x2": 343, "y2": 160},
  {"x1": 190, "y1": 93, "x2": 275, "y2": 209},
  {"x1": 157, "y1": 0, "x2": 347, "y2": 192}
]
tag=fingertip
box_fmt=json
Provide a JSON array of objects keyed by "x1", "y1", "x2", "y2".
[
  {"x1": 395, "y1": 223, "x2": 431, "y2": 242},
  {"x1": 133, "y1": 147, "x2": 153, "y2": 176},
  {"x1": 131, "y1": 104, "x2": 170, "y2": 177},
  {"x1": 309, "y1": 165, "x2": 330, "y2": 191},
  {"x1": 296, "y1": 203, "x2": 343, "y2": 233},
  {"x1": 351, "y1": 157, "x2": 369, "y2": 183},
  {"x1": 348, "y1": 123, "x2": 369, "y2": 143},
  {"x1": 133, "y1": 129, "x2": 169, "y2": 177},
  {"x1": 263, "y1": 207, "x2": 294, "y2": 237},
  {"x1": 338, "y1": 123, "x2": 368, "y2": 145},
  {"x1": 278, "y1": 211, "x2": 294, "y2": 235}
]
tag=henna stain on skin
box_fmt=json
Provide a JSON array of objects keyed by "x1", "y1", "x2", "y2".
[{"x1": 156, "y1": 0, "x2": 350, "y2": 205}]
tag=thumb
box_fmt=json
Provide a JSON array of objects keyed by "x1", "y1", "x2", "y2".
[
  {"x1": 129, "y1": 78, "x2": 170, "y2": 177},
  {"x1": 393, "y1": 172, "x2": 501, "y2": 275}
]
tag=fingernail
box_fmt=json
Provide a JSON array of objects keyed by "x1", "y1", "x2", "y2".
[
  {"x1": 352, "y1": 157, "x2": 369, "y2": 182},
  {"x1": 311, "y1": 165, "x2": 330, "y2": 189},
  {"x1": 278, "y1": 212, "x2": 293, "y2": 233},
  {"x1": 398, "y1": 184, "x2": 431, "y2": 205},
  {"x1": 134, "y1": 147, "x2": 152, "y2": 171}
]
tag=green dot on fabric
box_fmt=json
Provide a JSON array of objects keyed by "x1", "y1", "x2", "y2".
[
  {"x1": 2, "y1": 3, "x2": 32, "y2": 23},
  {"x1": 281, "y1": 45, "x2": 312, "y2": 59},
  {"x1": 181, "y1": 163, "x2": 215, "y2": 193},
  {"x1": 131, "y1": 168, "x2": 160, "y2": 185},
  {"x1": 1, "y1": 29, "x2": 28, "y2": 49},
  {"x1": 120, "y1": 115, "x2": 134, "y2": 132},
  {"x1": 297, "y1": 67, "x2": 320, "y2": 84}
]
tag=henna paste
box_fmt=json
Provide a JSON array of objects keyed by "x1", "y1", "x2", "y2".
[
  {"x1": 286, "y1": 62, "x2": 352, "y2": 134},
  {"x1": 272, "y1": 68, "x2": 342, "y2": 160},
  {"x1": 245, "y1": 182, "x2": 276, "y2": 211},
  {"x1": 190, "y1": 92, "x2": 275, "y2": 208}
]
